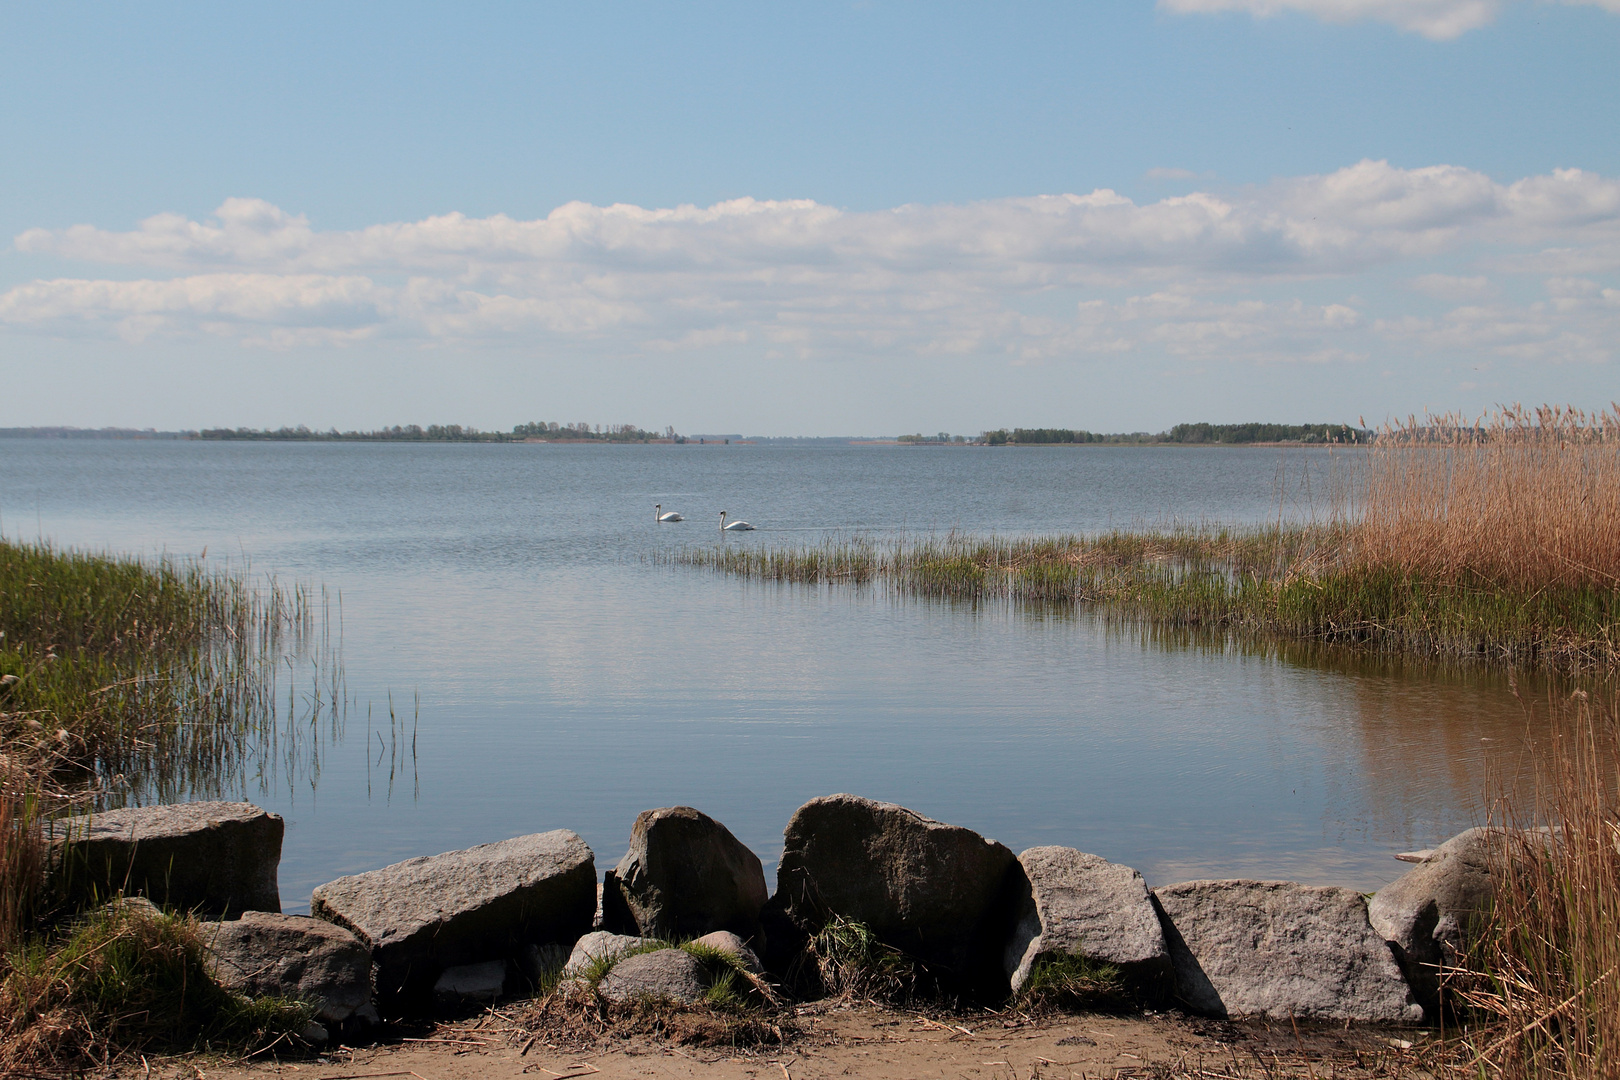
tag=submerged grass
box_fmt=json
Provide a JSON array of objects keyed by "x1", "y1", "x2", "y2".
[{"x1": 666, "y1": 405, "x2": 1620, "y2": 671}]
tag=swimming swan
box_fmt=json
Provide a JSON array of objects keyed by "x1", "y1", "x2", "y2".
[
  {"x1": 655, "y1": 503, "x2": 684, "y2": 522},
  {"x1": 720, "y1": 510, "x2": 756, "y2": 531}
]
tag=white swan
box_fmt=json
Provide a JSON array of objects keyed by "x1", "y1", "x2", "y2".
[
  {"x1": 720, "y1": 510, "x2": 755, "y2": 531},
  {"x1": 655, "y1": 503, "x2": 684, "y2": 522}
]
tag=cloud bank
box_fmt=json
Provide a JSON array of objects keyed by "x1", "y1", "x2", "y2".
[
  {"x1": 1159, "y1": 0, "x2": 1619, "y2": 40},
  {"x1": 4, "y1": 160, "x2": 1619, "y2": 368}
]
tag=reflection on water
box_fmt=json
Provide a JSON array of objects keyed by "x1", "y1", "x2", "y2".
[{"x1": 0, "y1": 439, "x2": 1591, "y2": 909}]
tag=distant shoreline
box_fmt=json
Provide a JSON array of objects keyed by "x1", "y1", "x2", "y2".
[{"x1": 0, "y1": 421, "x2": 1371, "y2": 448}]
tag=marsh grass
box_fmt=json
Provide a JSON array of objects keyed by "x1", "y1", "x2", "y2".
[
  {"x1": 667, "y1": 405, "x2": 1620, "y2": 671},
  {"x1": 0, "y1": 537, "x2": 335, "y2": 1049},
  {"x1": 0, "y1": 898, "x2": 314, "y2": 1073},
  {"x1": 1439, "y1": 688, "x2": 1620, "y2": 1078}
]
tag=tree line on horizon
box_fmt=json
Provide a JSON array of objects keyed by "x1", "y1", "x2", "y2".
[
  {"x1": 2, "y1": 421, "x2": 1370, "y2": 444},
  {"x1": 190, "y1": 421, "x2": 681, "y2": 443},
  {"x1": 930, "y1": 422, "x2": 1370, "y2": 445}
]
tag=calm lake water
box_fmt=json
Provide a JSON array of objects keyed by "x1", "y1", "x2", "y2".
[{"x1": 2, "y1": 439, "x2": 1541, "y2": 911}]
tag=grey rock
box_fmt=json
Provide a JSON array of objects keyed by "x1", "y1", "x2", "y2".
[
  {"x1": 105, "y1": 894, "x2": 163, "y2": 920},
  {"x1": 773, "y1": 794, "x2": 1019, "y2": 987},
  {"x1": 52, "y1": 801, "x2": 283, "y2": 917},
  {"x1": 596, "y1": 948, "x2": 708, "y2": 1005},
  {"x1": 1368, "y1": 827, "x2": 1501, "y2": 1009},
  {"x1": 433, "y1": 960, "x2": 508, "y2": 1003},
  {"x1": 311, "y1": 829, "x2": 595, "y2": 1007},
  {"x1": 690, "y1": 930, "x2": 764, "y2": 974},
  {"x1": 300, "y1": 1022, "x2": 330, "y2": 1044},
  {"x1": 1154, "y1": 880, "x2": 1422, "y2": 1023},
  {"x1": 204, "y1": 911, "x2": 373, "y2": 1024},
  {"x1": 604, "y1": 806, "x2": 767, "y2": 939},
  {"x1": 1004, "y1": 846, "x2": 1171, "y2": 997},
  {"x1": 563, "y1": 930, "x2": 655, "y2": 976}
]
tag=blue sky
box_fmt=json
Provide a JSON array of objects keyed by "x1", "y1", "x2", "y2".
[{"x1": 3, "y1": 1, "x2": 1617, "y2": 434}]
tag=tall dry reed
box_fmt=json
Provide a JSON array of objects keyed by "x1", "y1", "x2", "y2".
[
  {"x1": 1354, "y1": 404, "x2": 1620, "y2": 592},
  {"x1": 1445, "y1": 688, "x2": 1620, "y2": 1078}
]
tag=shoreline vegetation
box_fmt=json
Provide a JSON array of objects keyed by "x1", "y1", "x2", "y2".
[
  {"x1": 672, "y1": 405, "x2": 1620, "y2": 674},
  {"x1": 0, "y1": 542, "x2": 332, "y2": 1065},
  {"x1": 0, "y1": 420, "x2": 1370, "y2": 446}
]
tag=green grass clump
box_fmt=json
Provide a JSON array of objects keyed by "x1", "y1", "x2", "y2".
[
  {"x1": 678, "y1": 940, "x2": 775, "y2": 1010},
  {"x1": 806, "y1": 916, "x2": 924, "y2": 1003},
  {"x1": 1018, "y1": 953, "x2": 1127, "y2": 1011},
  {"x1": 0, "y1": 899, "x2": 314, "y2": 1072}
]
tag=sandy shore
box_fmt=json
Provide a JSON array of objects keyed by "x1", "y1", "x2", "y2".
[{"x1": 124, "y1": 1005, "x2": 1434, "y2": 1080}]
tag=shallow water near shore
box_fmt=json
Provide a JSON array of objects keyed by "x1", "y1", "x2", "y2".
[{"x1": 1, "y1": 439, "x2": 1551, "y2": 910}]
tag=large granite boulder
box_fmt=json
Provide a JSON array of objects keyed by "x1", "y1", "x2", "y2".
[
  {"x1": 1003, "y1": 846, "x2": 1172, "y2": 998},
  {"x1": 602, "y1": 806, "x2": 767, "y2": 940},
  {"x1": 770, "y1": 794, "x2": 1019, "y2": 991},
  {"x1": 596, "y1": 948, "x2": 709, "y2": 1005},
  {"x1": 204, "y1": 912, "x2": 374, "y2": 1024},
  {"x1": 1154, "y1": 880, "x2": 1423, "y2": 1023},
  {"x1": 1368, "y1": 827, "x2": 1501, "y2": 1010},
  {"x1": 311, "y1": 829, "x2": 595, "y2": 1009},
  {"x1": 52, "y1": 801, "x2": 282, "y2": 917}
]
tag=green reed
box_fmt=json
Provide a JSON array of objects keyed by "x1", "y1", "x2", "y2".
[
  {"x1": 662, "y1": 525, "x2": 1619, "y2": 671},
  {"x1": 0, "y1": 538, "x2": 337, "y2": 947}
]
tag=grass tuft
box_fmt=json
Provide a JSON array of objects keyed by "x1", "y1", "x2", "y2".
[
  {"x1": 806, "y1": 916, "x2": 925, "y2": 1004},
  {"x1": 1018, "y1": 954, "x2": 1128, "y2": 1012},
  {"x1": 0, "y1": 897, "x2": 314, "y2": 1073}
]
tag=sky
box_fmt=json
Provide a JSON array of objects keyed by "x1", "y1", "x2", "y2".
[{"x1": 2, "y1": 1, "x2": 1618, "y2": 435}]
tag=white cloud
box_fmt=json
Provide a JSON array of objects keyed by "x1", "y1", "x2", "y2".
[
  {"x1": 1377, "y1": 283, "x2": 1620, "y2": 363},
  {"x1": 3, "y1": 161, "x2": 1618, "y2": 369},
  {"x1": 1409, "y1": 273, "x2": 1493, "y2": 299},
  {"x1": 1159, "y1": 0, "x2": 1618, "y2": 38}
]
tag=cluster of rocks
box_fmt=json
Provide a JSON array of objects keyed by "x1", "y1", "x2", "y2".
[{"x1": 53, "y1": 795, "x2": 1510, "y2": 1030}]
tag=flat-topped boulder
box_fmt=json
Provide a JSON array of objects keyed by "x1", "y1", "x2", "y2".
[
  {"x1": 53, "y1": 801, "x2": 282, "y2": 917},
  {"x1": 204, "y1": 912, "x2": 374, "y2": 1025},
  {"x1": 1004, "y1": 847, "x2": 1171, "y2": 997},
  {"x1": 603, "y1": 806, "x2": 767, "y2": 939},
  {"x1": 771, "y1": 794, "x2": 1019, "y2": 990},
  {"x1": 311, "y1": 829, "x2": 594, "y2": 1008},
  {"x1": 1368, "y1": 827, "x2": 1502, "y2": 1010},
  {"x1": 1154, "y1": 880, "x2": 1422, "y2": 1023}
]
